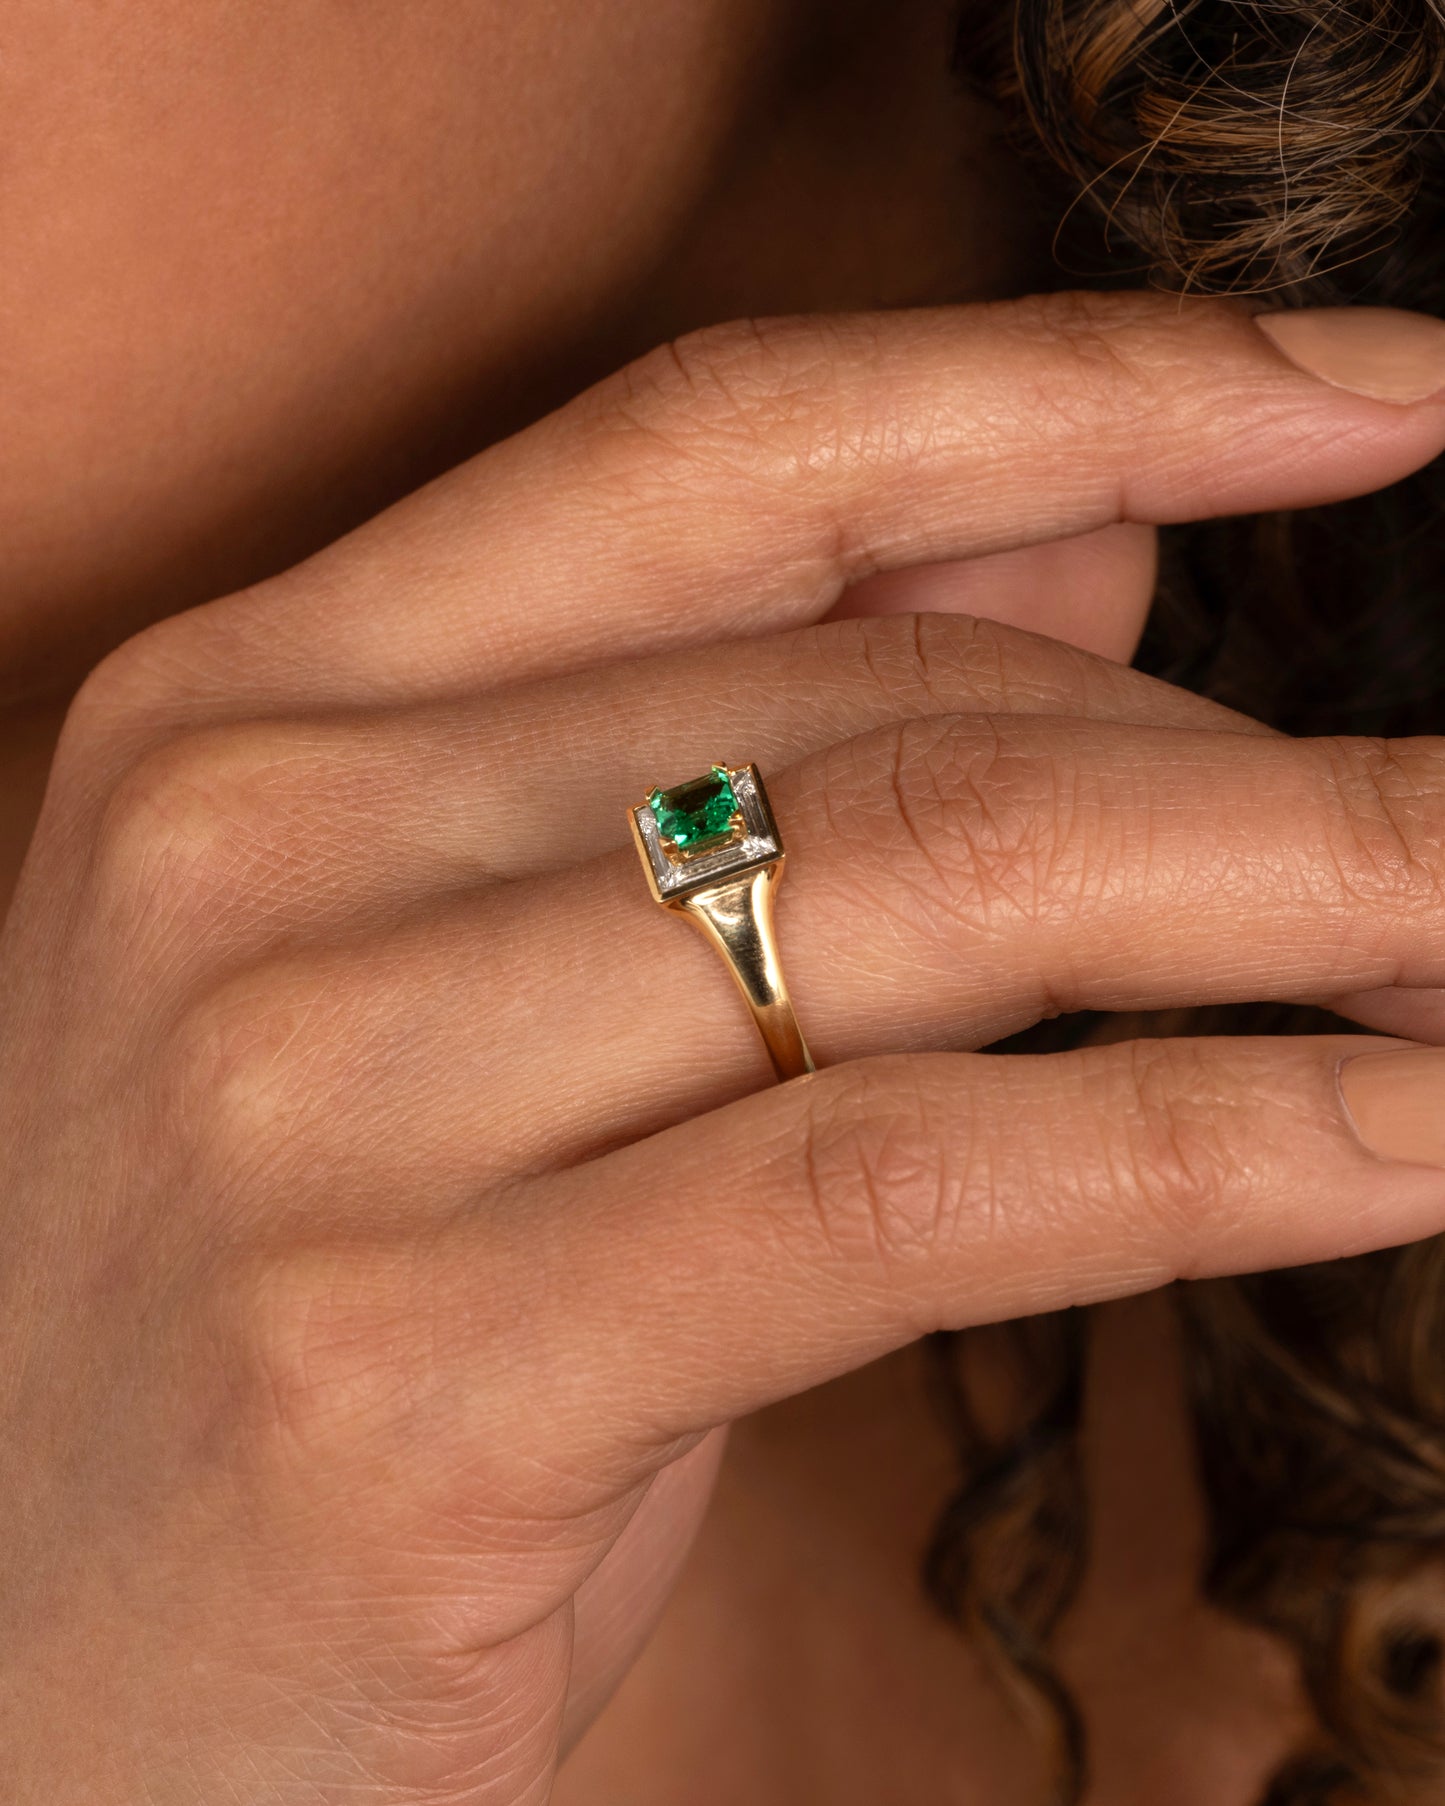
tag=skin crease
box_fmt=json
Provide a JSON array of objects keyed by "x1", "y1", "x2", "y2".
[{"x1": 0, "y1": 0, "x2": 1325, "y2": 1801}]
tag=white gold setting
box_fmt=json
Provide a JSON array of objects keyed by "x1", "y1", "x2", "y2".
[{"x1": 632, "y1": 765, "x2": 782, "y2": 900}]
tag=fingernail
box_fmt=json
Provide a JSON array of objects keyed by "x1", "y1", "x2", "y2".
[
  {"x1": 1339, "y1": 1048, "x2": 1445, "y2": 1167},
  {"x1": 1256, "y1": 308, "x2": 1445, "y2": 405}
]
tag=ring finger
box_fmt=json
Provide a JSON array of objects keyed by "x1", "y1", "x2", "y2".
[
  {"x1": 59, "y1": 609, "x2": 1265, "y2": 958},
  {"x1": 171, "y1": 712, "x2": 1445, "y2": 1225}
]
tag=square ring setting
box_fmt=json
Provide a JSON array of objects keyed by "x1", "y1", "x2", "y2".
[{"x1": 630, "y1": 763, "x2": 783, "y2": 903}]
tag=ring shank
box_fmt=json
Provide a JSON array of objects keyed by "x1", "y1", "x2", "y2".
[{"x1": 672, "y1": 864, "x2": 815, "y2": 1082}]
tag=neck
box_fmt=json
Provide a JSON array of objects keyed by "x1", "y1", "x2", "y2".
[{"x1": 557, "y1": 1297, "x2": 1309, "y2": 1805}]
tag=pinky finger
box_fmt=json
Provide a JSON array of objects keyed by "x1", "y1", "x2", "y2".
[{"x1": 482, "y1": 1036, "x2": 1445, "y2": 1458}]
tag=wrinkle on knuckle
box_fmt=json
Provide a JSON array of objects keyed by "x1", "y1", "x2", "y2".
[
  {"x1": 1317, "y1": 736, "x2": 1445, "y2": 913},
  {"x1": 575, "y1": 314, "x2": 910, "y2": 527},
  {"x1": 791, "y1": 1060, "x2": 960, "y2": 1282},
  {"x1": 945, "y1": 612, "x2": 1037, "y2": 713},
  {"x1": 877, "y1": 717, "x2": 1090, "y2": 933},
  {"x1": 885, "y1": 717, "x2": 969, "y2": 899},
  {"x1": 860, "y1": 609, "x2": 1135, "y2": 725},
  {"x1": 1103, "y1": 1041, "x2": 1246, "y2": 1257},
  {"x1": 847, "y1": 610, "x2": 1011, "y2": 718},
  {"x1": 847, "y1": 611, "x2": 938, "y2": 709},
  {"x1": 993, "y1": 291, "x2": 1158, "y2": 434}
]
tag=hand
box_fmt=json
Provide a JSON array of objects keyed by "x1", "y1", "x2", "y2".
[{"x1": 4, "y1": 293, "x2": 1445, "y2": 1802}]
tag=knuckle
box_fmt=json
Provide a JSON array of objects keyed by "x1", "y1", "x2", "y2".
[
  {"x1": 219, "y1": 1241, "x2": 612, "y2": 1563},
  {"x1": 846, "y1": 610, "x2": 994, "y2": 715},
  {"x1": 793, "y1": 1058, "x2": 961, "y2": 1280},
  {"x1": 830, "y1": 716, "x2": 1092, "y2": 935},
  {"x1": 1103, "y1": 1040, "x2": 1245, "y2": 1252},
  {"x1": 843, "y1": 609, "x2": 1124, "y2": 724},
  {"x1": 59, "y1": 613, "x2": 226, "y2": 762},
  {"x1": 628, "y1": 316, "x2": 825, "y2": 412},
  {"x1": 1316, "y1": 736, "x2": 1445, "y2": 911},
  {"x1": 581, "y1": 313, "x2": 893, "y2": 503},
  {"x1": 221, "y1": 1243, "x2": 434, "y2": 1484},
  {"x1": 163, "y1": 960, "x2": 339, "y2": 1183},
  {"x1": 63, "y1": 627, "x2": 183, "y2": 742},
  {"x1": 83, "y1": 722, "x2": 308, "y2": 946},
  {"x1": 1008, "y1": 287, "x2": 1161, "y2": 355},
  {"x1": 787, "y1": 1046, "x2": 1247, "y2": 1304},
  {"x1": 994, "y1": 290, "x2": 1158, "y2": 422},
  {"x1": 987, "y1": 292, "x2": 1242, "y2": 471}
]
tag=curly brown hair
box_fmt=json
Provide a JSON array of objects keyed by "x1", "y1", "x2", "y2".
[{"x1": 926, "y1": 0, "x2": 1445, "y2": 1799}]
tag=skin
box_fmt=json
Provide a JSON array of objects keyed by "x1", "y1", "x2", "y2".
[
  {"x1": 0, "y1": 0, "x2": 1025, "y2": 703},
  {"x1": 0, "y1": 0, "x2": 1033, "y2": 911},
  {"x1": 3, "y1": 5, "x2": 1445, "y2": 1804},
  {"x1": 7, "y1": 294, "x2": 1445, "y2": 1806},
  {"x1": 556, "y1": 1306, "x2": 1310, "y2": 1805}
]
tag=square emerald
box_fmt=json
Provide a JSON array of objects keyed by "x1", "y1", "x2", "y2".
[{"x1": 648, "y1": 765, "x2": 740, "y2": 850}]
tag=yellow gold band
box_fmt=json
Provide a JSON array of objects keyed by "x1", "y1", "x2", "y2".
[
  {"x1": 671, "y1": 864, "x2": 814, "y2": 1082},
  {"x1": 630, "y1": 763, "x2": 815, "y2": 1083}
]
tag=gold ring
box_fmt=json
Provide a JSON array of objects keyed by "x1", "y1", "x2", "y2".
[{"x1": 630, "y1": 762, "x2": 815, "y2": 1082}]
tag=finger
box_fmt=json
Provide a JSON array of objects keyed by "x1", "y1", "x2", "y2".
[
  {"x1": 125, "y1": 293, "x2": 1445, "y2": 707},
  {"x1": 1326, "y1": 984, "x2": 1445, "y2": 1044},
  {"x1": 828, "y1": 522, "x2": 1160, "y2": 664},
  {"x1": 180, "y1": 722, "x2": 1445, "y2": 1215},
  {"x1": 67, "y1": 614, "x2": 1266, "y2": 944},
  {"x1": 292, "y1": 1036, "x2": 1445, "y2": 1480}
]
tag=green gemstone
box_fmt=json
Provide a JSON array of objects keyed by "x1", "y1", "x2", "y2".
[{"x1": 648, "y1": 765, "x2": 739, "y2": 850}]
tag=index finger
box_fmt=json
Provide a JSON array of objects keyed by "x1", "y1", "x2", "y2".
[{"x1": 141, "y1": 293, "x2": 1445, "y2": 709}]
